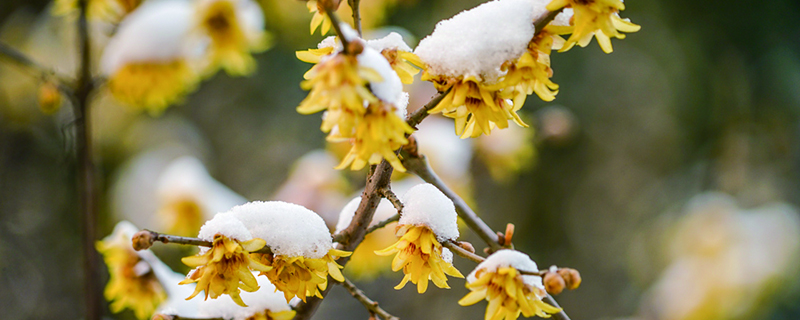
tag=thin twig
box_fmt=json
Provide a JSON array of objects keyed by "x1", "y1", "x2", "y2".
[
  {"x1": 443, "y1": 241, "x2": 485, "y2": 264},
  {"x1": 347, "y1": 0, "x2": 362, "y2": 36},
  {"x1": 324, "y1": 6, "x2": 351, "y2": 52},
  {"x1": 534, "y1": 8, "x2": 563, "y2": 34},
  {"x1": 364, "y1": 214, "x2": 399, "y2": 235},
  {"x1": 0, "y1": 42, "x2": 72, "y2": 84},
  {"x1": 337, "y1": 278, "x2": 399, "y2": 320},
  {"x1": 406, "y1": 89, "x2": 450, "y2": 128},
  {"x1": 379, "y1": 187, "x2": 403, "y2": 214},
  {"x1": 131, "y1": 230, "x2": 274, "y2": 255}
]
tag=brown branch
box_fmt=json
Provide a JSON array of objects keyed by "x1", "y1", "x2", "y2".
[
  {"x1": 324, "y1": 6, "x2": 351, "y2": 52},
  {"x1": 365, "y1": 214, "x2": 399, "y2": 234},
  {"x1": 379, "y1": 187, "x2": 403, "y2": 214},
  {"x1": 347, "y1": 0, "x2": 362, "y2": 36},
  {"x1": 131, "y1": 230, "x2": 274, "y2": 255},
  {"x1": 337, "y1": 278, "x2": 399, "y2": 320},
  {"x1": 0, "y1": 42, "x2": 74, "y2": 97},
  {"x1": 534, "y1": 8, "x2": 563, "y2": 34},
  {"x1": 443, "y1": 241, "x2": 485, "y2": 264},
  {"x1": 406, "y1": 89, "x2": 450, "y2": 128}
]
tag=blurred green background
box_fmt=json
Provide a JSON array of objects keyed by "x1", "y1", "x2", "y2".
[{"x1": 1, "y1": 0, "x2": 800, "y2": 319}]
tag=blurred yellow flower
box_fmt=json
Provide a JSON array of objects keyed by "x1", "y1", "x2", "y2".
[
  {"x1": 253, "y1": 249, "x2": 351, "y2": 302},
  {"x1": 97, "y1": 223, "x2": 167, "y2": 320},
  {"x1": 307, "y1": 0, "x2": 333, "y2": 35},
  {"x1": 459, "y1": 266, "x2": 561, "y2": 320},
  {"x1": 52, "y1": 0, "x2": 142, "y2": 22},
  {"x1": 546, "y1": 0, "x2": 640, "y2": 53},
  {"x1": 197, "y1": 0, "x2": 271, "y2": 76},
  {"x1": 180, "y1": 234, "x2": 272, "y2": 307},
  {"x1": 375, "y1": 224, "x2": 464, "y2": 293}
]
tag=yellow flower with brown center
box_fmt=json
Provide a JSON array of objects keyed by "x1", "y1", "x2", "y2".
[
  {"x1": 197, "y1": 0, "x2": 271, "y2": 76},
  {"x1": 252, "y1": 249, "x2": 351, "y2": 302},
  {"x1": 546, "y1": 0, "x2": 641, "y2": 53},
  {"x1": 425, "y1": 74, "x2": 528, "y2": 138},
  {"x1": 298, "y1": 52, "x2": 381, "y2": 138},
  {"x1": 375, "y1": 224, "x2": 464, "y2": 293},
  {"x1": 379, "y1": 48, "x2": 422, "y2": 85},
  {"x1": 334, "y1": 102, "x2": 414, "y2": 171},
  {"x1": 180, "y1": 234, "x2": 272, "y2": 307},
  {"x1": 459, "y1": 250, "x2": 561, "y2": 320},
  {"x1": 97, "y1": 222, "x2": 167, "y2": 320}
]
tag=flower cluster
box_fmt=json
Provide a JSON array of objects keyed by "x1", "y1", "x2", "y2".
[
  {"x1": 546, "y1": 0, "x2": 641, "y2": 54},
  {"x1": 253, "y1": 249, "x2": 351, "y2": 302},
  {"x1": 100, "y1": 0, "x2": 269, "y2": 114},
  {"x1": 297, "y1": 30, "x2": 416, "y2": 171},
  {"x1": 459, "y1": 250, "x2": 561, "y2": 320}
]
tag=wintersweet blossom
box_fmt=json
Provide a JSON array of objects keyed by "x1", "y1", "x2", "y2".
[
  {"x1": 97, "y1": 222, "x2": 167, "y2": 320},
  {"x1": 546, "y1": 0, "x2": 640, "y2": 53},
  {"x1": 196, "y1": 271, "x2": 296, "y2": 320},
  {"x1": 197, "y1": 0, "x2": 271, "y2": 76},
  {"x1": 459, "y1": 250, "x2": 561, "y2": 320},
  {"x1": 228, "y1": 201, "x2": 352, "y2": 302},
  {"x1": 298, "y1": 28, "x2": 412, "y2": 171},
  {"x1": 367, "y1": 32, "x2": 422, "y2": 84},
  {"x1": 100, "y1": 0, "x2": 202, "y2": 114},
  {"x1": 375, "y1": 183, "x2": 464, "y2": 293},
  {"x1": 307, "y1": 0, "x2": 333, "y2": 35}
]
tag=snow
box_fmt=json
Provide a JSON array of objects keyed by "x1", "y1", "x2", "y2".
[
  {"x1": 338, "y1": 22, "x2": 360, "y2": 43},
  {"x1": 551, "y1": 8, "x2": 573, "y2": 27},
  {"x1": 197, "y1": 211, "x2": 253, "y2": 241},
  {"x1": 157, "y1": 156, "x2": 248, "y2": 218},
  {"x1": 197, "y1": 272, "x2": 292, "y2": 319},
  {"x1": 335, "y1": 196, "x2": 399, "y2": 233},
  {"x1": 366, "y1": 32, "x2": 413, "y2": 52},
  {"x1": 399, "y1": 183, "x2": 459, "y2": 241},
  {"x1": 100, "y1": 0, "x2": 199, "y2": 75},
  {"x1": 357, "y1": 47, "x2": 403, "y2": 105},
  {"x1": 468, "y1": 249, "x2": 544, "y2": 289},
  {"x1": 396, "y1": 91, "x2": 409, "y2": 118},
  {"x1": 414, "y1": 0, "x2": 550, "y2": 82},
  {"x1": 231, "y1": 201, "x2": 334, "y2": 259},
  {"x1": 415, "y1": 117, "x2": 473, "y2": 181},
  {"x1": 442, "y1": 247, "x2": 453, "y2": 263}
]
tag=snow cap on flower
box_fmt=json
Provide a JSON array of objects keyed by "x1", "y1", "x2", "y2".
[
  {"x1": 367, "y1": 32, "x2": 414, "y2": 53},
  {"x1": 230, "y1": 201, "x2": 334, "y2": 259},
  {"x1": 335, "y1": 196, "x2": 398, "y2": 233},
  {"x1": 469, "y1": 250, "x2": 544, "y2": 289},
  {"x1": 100, "y1": 0, "x2": 199, "y2": 76},
  {"x1": 401, "y1": 183, "x2": 459, "y2": 241},
  {"x1": 414, "y1": 0, "x2": 549, "y2": 81},
  {"x1": 197, "y1": 211, "x2": 252, "y2": 242},
  {"x1": 197, "y1": 272, "x2": 295, "y2": 320},
  {"x1": 358, "y1": 46, "x2": 403, "y2": 105}
]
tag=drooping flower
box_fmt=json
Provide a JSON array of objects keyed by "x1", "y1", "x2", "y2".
[
  {"x1": 228, "y1": 201, "x2": 352, "y2": 302},
  {"x1": 459, "y1": 250, "x2": 561, "y2": 320},
  {"x1": 97, "y1": 221, "x2": 167, "y2": 320},
  {"x1": 367, "y1": 32, "x2": 422, "y2": 84},
  {"x1": 375, "y1": 183, "x2": 464, "y2": 293},
  {"x1": 306, "y1": 0, "x2": 334, "y2": 35},
  {"x1": 546, "y1": 0, "x2": 640, "y2": 53},
  {"x1": 415, "y1": 0, "x2": 546, "y2": 138},
  {"x1": 179, "y1": 213, "x2": 272, "y2": 307},
  {"x1": 298, "y1": 27, "x2": 413, "y2": 172},
  {"x1": 501, "y1": 30, "x2": 562, "y2": 104},
  {"x1": 100, "y1": 0, "x2": 203, "y2": 115},
  {"x1": 196, "y1": 0, "x2": 271, "y2": 76}
]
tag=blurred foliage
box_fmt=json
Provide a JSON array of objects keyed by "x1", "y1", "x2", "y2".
[{"x1": 1, "y1": 0, "x2": 800, "y2": 319}]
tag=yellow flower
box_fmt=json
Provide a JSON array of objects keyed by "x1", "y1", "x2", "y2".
[
  {"x1": 298, "y1": 53, "x2": 381, "y2": 137},
  {"x1": 96, "y1": 225, "x2": 167, "y2": 320},
  {"x1": 375, "y1": 224, "x2": 464, "y2": 293},
  {"x1": 379, "y1": 49, "x2": 422, "y2": 85},
  {"x1": 459, "y1": 266, "x2": 561, "y2": 320},
  {"x1": 503, "y1": 32, "x2": 561, "y2": 103},
  {"x1": 425, "y1": 74, "x2": 528, "y2": 138},
  {"x1": 334, "y1": 102, "x2": 414, "y2": 171},
  {"x1": 197, "y1": 0, "x2": 271, "y2": 76},
  {"x1": 180, "y1": 234, "x2": 272, "y2": 307},
  {"x1": 546, "y1": 0, "x2": 640, "y2": 54},
  {"x1": 307, "y1": 0, "x2": 333, "y2": 35},
  {"x1": 253, "y1": 248, "x2": 351, "y2": 302},
  {"x1": 107, "y1": 60, "x2": 200, "y2": 115},
  {"x1": 247, "y1": 310, "x2": 297, "y2": 320},
  {"x1": 296, "y1": 46, "x2": 335, "y2": 64},
  {"x1": 159, "y1": 198, "x2": 205, "y2": 237}
]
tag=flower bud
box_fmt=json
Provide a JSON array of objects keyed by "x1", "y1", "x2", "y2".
[
  {"x1": 543, "y1": 272, "x2": 565, "y2": 295},
  {"x1": 456, "y1": 241, "x2": 475, "y2": 253},
  {"x1": 346, "y1": 40, "x2": 364, "y2": 55},
  {"x1": 557, "y1": 268, "x2": 582, "y2": 290},
  {"x1": 37, "y1": 81, "x2": 62, "y2": 114},
  {"x1": 131, "y1": 230, "x2": 154, "y2": 251}
]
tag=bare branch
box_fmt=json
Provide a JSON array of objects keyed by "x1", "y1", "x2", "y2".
[
  {"x1": 347, "y1": 0, "x2": 362, "y2": 36},
  {"x1": 337, "y1": 278, "x2": 399, "y2": 320},
  {"x1": 365, "y1": 214, "x2": 399, "y2": 235},
  {"x1": 443, "y1": 241, "x2": 485, "y2": 264},
  {"x1": 0, "y1": 42, "x2": 74, "y2": 97},
  {"x1": 131, "y1": 230, "x2": 274, "y2": 255},
  {"x1": 379, "y1": 187, "x2": 403, "y2": 214}
]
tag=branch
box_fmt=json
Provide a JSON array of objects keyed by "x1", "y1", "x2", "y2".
[
  {"x1": 406, "y1": 89, "x2": 450, "y2": 128},
  {"x1": 379, "y1": 187, "x2": 403, "y2": 214},
  {"x1": 0, "y1": 42, "x2": 74, "y2": 95},
  {"x1": 131, "y1": 230, "x2": 274, "y2": 255},
  {"x1": 347, "y1": 0, "x2": 362, "y2": 36},
  {"x1": 337, "y1": 278, "x2": 399, "y2": 320},
  {"x1": 534, "y1": 8, "x2": 563, "y2": 34}
]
